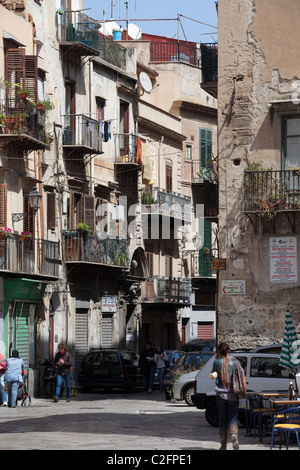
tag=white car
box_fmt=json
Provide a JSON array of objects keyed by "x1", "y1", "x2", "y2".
[{"x1": 172, "y1": 370, "x2": 199, "y2": 406}]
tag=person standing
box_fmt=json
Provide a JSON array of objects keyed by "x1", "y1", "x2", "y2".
[
  {"x1": 154, "y1": 345, "x2": 168, "y2": 392},
  {"x1": 210, "y1": 342, "x2": 245, "y2": 450},
  {"x1": 53, "y1": 343, "x2": 72, "y2": 402},
  {"x1": 138, "y1": 342, "x2": 156, "y2": 392},
  {"x1": 0, "y1": 353, "x2": 7, "y2": 406},
  {"x1": 5, "y1": 350, "x2": 25, "y2": 408}
]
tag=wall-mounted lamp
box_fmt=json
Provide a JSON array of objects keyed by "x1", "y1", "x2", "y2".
[{"x1": 12, "y1": 187, "x2": 42, "y2": 223}]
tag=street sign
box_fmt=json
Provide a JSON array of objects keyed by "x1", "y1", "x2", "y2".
[{"x1": 221, "y1": 280, "x2": 246, "y2": 295}]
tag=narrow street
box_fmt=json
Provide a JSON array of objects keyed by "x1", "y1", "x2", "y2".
[{"x1": 0, "y1": 389, "x2": 270, "y2": 452}]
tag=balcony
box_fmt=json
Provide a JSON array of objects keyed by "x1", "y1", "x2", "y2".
[
  {"x1": 0, "y1": 236, "x2": 59, "y2": 278},
  {"x1": 200, "y1": 44, "x2": 218, "y2": 98},
  {"x1": 244, "y1": 169, "x2": 300, "y2": 229},
  {"x1": 63, "y1": 232, "x2": 129, "y2": 268},
  {"x1": 0, "y1": 98, "x2": 50, "y2": 151},
  {"x1": 56, "y1": 11, "x2": 127, "y2": 70},
  {"x1": 191, "y1": 252, "x2": 214, "y2": 278},
  {"x1": 142, "y1": 277, "x2": 191, "y2": 304},
  {"x1": 62, "y1": 114, "x2": 102, "y2": 154},
  {"x1": 114, "y1": 133, "x2": 140, "y2": 166},
  {"x1": 150, "y1": 41, "x2": 200, "y2": 66},
  {"x1": 141, "y1": 188, "x2": 192, "y2": 222}
]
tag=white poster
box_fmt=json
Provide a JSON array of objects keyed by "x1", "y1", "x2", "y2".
[{"x1": 270, "y1": 237, "x2": 298, "y2": 283}]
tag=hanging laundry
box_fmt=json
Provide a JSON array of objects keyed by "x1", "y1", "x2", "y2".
[
  {"x1": 104, "y1": 120, "x2": 112, "y2": 142},
  {"x1": 98, "y1": 119, "x2": 104, "y2": 140},
  {"x1": 136, "y1": 138, "x2": 142, "y2": 165}
]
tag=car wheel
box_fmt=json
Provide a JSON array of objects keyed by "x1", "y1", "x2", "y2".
[
  {"x1": 205, "y1": 399, "x2": 219, "y2": 427},
  {"x1": 183, "y1": 384, "x2": 194, "y2": 406}
]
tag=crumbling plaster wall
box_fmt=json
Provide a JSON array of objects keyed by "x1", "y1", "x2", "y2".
[{"x1": 217, "y1": 0, "x2": 300, "y2": 348}]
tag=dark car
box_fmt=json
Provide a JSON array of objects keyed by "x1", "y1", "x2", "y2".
[
  {"x1": 181, "y1": 340, "x2": 216, "y2": 352},
  {"x1": 78, "y1": 349, "x2": 144, "y2": 392},
  {"x1": 163, "y1": 350, "x2": 214, "y2": 399}
]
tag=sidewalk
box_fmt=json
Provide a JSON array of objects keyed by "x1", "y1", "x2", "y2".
[{"x1": 0, "y1": 391, "x2": 278, "y2": 451}]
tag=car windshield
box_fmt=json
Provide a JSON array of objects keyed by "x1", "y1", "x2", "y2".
[
  {"x1": 82, "y1": 351, "x2": 120, "y2": 366},
  {"x1": 176, "y1": 352, "x2": 214, "y2": 370}
]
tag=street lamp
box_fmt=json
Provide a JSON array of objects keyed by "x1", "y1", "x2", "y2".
[{"x1": 12, "y1": 187, "x2": 42, "y2": 223}]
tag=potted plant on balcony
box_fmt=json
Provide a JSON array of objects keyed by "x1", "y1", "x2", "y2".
[
  {"x1": 19, "y1": 230, "x2": 33, "y2": 242},
  {"x1": 35, "y1": 99, "x2": 55, "y2": 113},
  {"x1": 0, "y1": 226, "x2": 13, "y2": 239},
  {"x1": 76, "y1": 223, "x2": 91, "y2": 238}
]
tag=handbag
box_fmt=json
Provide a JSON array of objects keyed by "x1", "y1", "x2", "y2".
[{"x1": 232, "y1": 358, "x2": 246, "y2": 399}]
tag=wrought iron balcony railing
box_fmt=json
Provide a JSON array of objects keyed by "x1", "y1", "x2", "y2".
[
  {"x1": 141, "y1": 188, "x2": 192, "y2": 221},
  {"x1": 62, "y1": 114, "x2": 102, "y2": 153},
  {"x1": 63, "y1": 232, "x2": 129, "y2": 267},
  {"x1": 0, "y1": 235, "x2": 60, "y2": 278},
  {"x1": 150, "y1": 41, "x2": 200, "y2": 66},
  {"x1": 0, "y1": 98, "x2": 49, "y2": 150},
  {"x1": 142, "y1": 277, "x2": 191, "y2": 304},
  {"x1": 56, "y1": 11, "x2": 127, "y2": 69},
  {"x1": 244, "y1": 169, "x2": 300, "y2": 217}
]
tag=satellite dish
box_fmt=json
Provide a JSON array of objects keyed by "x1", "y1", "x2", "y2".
[
  {"x1": 139, "y1": 72, "x2": 152, "y2": 93},
  {"x1": 128, "y1": 23, "x2": 142, "y2": 40}
]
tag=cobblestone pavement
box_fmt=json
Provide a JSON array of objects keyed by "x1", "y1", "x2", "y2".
[{"x1": 0, "y1": 389, "x2": 277, "y2": 451}]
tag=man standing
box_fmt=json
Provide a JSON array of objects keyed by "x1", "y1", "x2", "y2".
[{"x1": 138, "y1": 342, "x2": 156, "y2": 392}]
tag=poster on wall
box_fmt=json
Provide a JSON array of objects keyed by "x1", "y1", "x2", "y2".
[{"x1": 270, "y1": 237, "x2": 298, "y2": 283}]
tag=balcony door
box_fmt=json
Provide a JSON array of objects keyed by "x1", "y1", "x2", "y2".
[
  {"x1": 283, "y1": 116, "x2": 300, "y2": 191},
  {"x1": 65, "y1": 81, "x2": 76, "y2": 144},
  {"x1": 119, "y1": 100, "x2": 129, "y2": 158}
]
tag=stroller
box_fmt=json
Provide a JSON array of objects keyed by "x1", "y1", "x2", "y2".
[{"x1": 16, "y1": 370, "x2": 31, "y2": 406}]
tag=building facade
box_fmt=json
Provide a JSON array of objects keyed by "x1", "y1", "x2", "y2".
[{"x1": 218, "y1": 0, "x2": 300, "y2": 348}]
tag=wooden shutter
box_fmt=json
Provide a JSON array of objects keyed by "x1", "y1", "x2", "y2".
[
  {"x1": 25, "y1": 55, "x2": 38, "y2": 102},
  {"x1": 23, "y1": 190, "x2": 35, "y2": 235},
  {"x1": 5, "y1": 49, "x2": 37, "y2": 103},
  {"x1": 83, "y1": 195, "x2": 95, "y2": 232},
  {"x1": 0, "y1": 184, "x2": 7, "y2": 226},
  {"x1": 47, "y1": 193, "x2": 56, "y2": 230},
  {"x1": 199, "y1": 128, "x2": 212, "y2": 169},
  {"x1": 198, "y1": 219, "x2": 212, "y2": 277}
]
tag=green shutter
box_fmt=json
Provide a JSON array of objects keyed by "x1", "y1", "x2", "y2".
[
  {"x1": 199, "y1": 128, "x2": 213, "y2": 179},
  {"x1": 198, "y1": 219, "x2": 212, "y2": 277}
]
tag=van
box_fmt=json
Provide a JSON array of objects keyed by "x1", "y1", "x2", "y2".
[{"x1": 192, "y1": 351, "x2": 295, "y2": 427}]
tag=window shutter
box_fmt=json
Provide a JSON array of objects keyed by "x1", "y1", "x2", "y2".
[
  {"x1": 198, "y1": 219, "x2": 212, "y2": 277},
  {"x1": 199, "y1": 128, "x2": 212, "y2": 169},
  {"x1": 83, "y1": 195, "x2": 95, "y2": 232},
  {"x1": 25, "y1": 55, "x2": 38, "y2": 102},
  {"x1": 23, "y1": 190, "x2": 35, "y2": 234},
  {"x1": 47, "y1": 193, "x2": 56, "y2": 230},
  {"x1": 5, "y1": 49, "x2": 25, "y2": 91},
  {"x1": 0, "y1": 184, "x2": 7, "y2": 226},
  {"x1": 68, "y1": 192, "x2": 75, "y2": 230}
]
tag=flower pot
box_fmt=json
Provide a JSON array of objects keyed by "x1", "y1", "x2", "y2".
[
  {"x1": 36, "y1": 103, "x2": 45, "y2": 112},
  {"x1": 20, "y1": 235, "x2": 32, "y2": 242}
]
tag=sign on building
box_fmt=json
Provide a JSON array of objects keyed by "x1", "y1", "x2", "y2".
[
  {"x1": 270, "y1": 237, "x2": 298, "y2": 283},
  {"x1": 221, "y1": 280, "x2": 246, "y2": 295}
]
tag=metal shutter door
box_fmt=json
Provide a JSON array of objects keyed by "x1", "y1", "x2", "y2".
[
  {"x1": 14, "y1": 302, "x2": 30, "y2": 370},
  {"x1": 75, "y1": 310, "x2": 88, "y2": 382},
  {"x1": 101, "y1": 314, "x2": 113, "y2": 348},
  {"x1": 197, "y1": 322, "x2": 213, "y2": 340}
]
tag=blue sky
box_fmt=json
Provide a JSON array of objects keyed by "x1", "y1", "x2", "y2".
[{"x1": 83, "y1": 0, "x2": 218, "y2": 43}]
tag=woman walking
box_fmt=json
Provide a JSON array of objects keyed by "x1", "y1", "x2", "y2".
[
  {"x1": 53, "y1": 343, "x2": 72, "y2": 402},
  {"x1": 154, "y1": 345, "x2": 168, "y2": 391},
  {"x1": 210, "y1": 342, "x2": 246, "y2": 450}
]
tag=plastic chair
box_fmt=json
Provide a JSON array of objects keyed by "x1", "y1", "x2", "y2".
[
  {"x1": 270, "y1": 406, "x2": 300, "y2": 450},
  {"x1": 247, "y1": 395, "x2": 272, "y2": 441}
]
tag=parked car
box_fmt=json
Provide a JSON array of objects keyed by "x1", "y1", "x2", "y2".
[
  {"x1": 78, "y1": 349, "x2": 144, "y2": 392},
  {"x1": 172, "y1": 369, "x2": 199, "y2": 406},
  {"x1": 154, "y1": 350, "x2": 184, "y2": 387},
  {"x1": 192, "y1": 350, "x2": 295, "y2": 427},
  {"x1": 181, "y1": 340, "x2": 216, "y2": 352},
  {"x1": 163, "y1": 350, "x2": 215, "y2": 399}
]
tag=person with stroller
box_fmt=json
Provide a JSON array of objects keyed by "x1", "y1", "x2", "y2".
[
  {"x1": 0, "y1": 352, "x2": 7, "y2": 406},
  {"x1": 5, "y1": 350, "x2": 25, "y2": 408},
  {"x1": 53, "y1": 342, "x2": 72, "y2": 402}
]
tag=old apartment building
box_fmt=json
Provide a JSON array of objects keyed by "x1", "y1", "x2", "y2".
[
  {"x1": 0, "y1": 0, "x2": 217, "y2": 394},
  {"x1": 217, "y1": 0, "x2": 300, "y2": 347}
]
